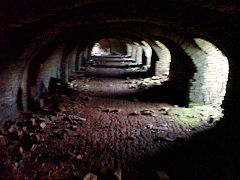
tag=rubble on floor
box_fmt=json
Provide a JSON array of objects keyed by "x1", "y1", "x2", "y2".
[
  {"x1": 0, "y1": 67, "x2": 223, "y2": 179},
  {"x1": 123, "y1": 75, "x2": 168, "y2": 90},
  {"x1": 84, "y1": 168, "x2": 122, "y2": 180},
  {"x1": 156, "y1": 170, "x2": 169, "y2": 180}
]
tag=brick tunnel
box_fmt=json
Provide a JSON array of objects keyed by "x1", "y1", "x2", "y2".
[{"x1": 0, "y1": 1, "x2": 239, "y2": 179}]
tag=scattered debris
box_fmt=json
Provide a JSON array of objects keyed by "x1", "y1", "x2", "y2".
[
  {"x1": 124, "y1": 74, "x2": 168, "y2": 90},
  {"x1": 68, "y1": 115, "x2": 87, "y2": 121},
  {"x1": 59, "y1": 106, "x2": 67, "y2": 112},
  {"x1": 132, "y1": 98, "x2": 139, "y2": 102},
  {"x1": 0, "y1": 126, "x2": 7, "y2": 135},
  {"x1": 165, "y1": 136, "x2": 177, "y2": 142},
  {"x1": 22, "y1": 126, "x2": 28, "y2": 133},
  {"x1": 140, "y1": 109, "x2": 157, "y2": 116},
  {"x1": 8, "y1": 125, "x2": 16, "y2": 133},
  {"x1": 154, "y1": 135, "x2": 174, "y2": 142},
  {"x1": 159, "y1": 107, "x2": 174, "y2": 115},
  {"x1": 128, "y1": 84, "x2": 138, "y2": 89},
  {"x1": 126, "y1": 136, "x2": 136, "y2": 140},
  {"x1": 35, "y1": 134, "x2": 45, "y2": 142},
  {"x1": 102, "y1": 108, "x2": 121, "y2": 113},
  {"x1": 83, "y1": 173, "x2": 98, "y2": 180},
  {"x1": 19, "y1": 146, "x2": 24, "y2": 154},
  {"x1": 114, "y1": 168, "x2": 122, "y2": 180},
  {"x1": 102, "y1": 109, "x2": 110, "y2": 113},
  {"x1": 140, "y1": 110, "x2": 153, "y2": 115},
  {"x1": 156, "y1": 170, "x2": 169, "y2": 180},
  {"x1": 76, "y1": 154, "x2": 82, "y2": 160},
  {"x1": 128, "y1": 111, "x2": 138, "y2": 116},
  {"x1": 146, "y1": 124, "x2": 153, "y2": 129},
  {"x1": 0, "y1": 135, "x2": 7, "y2": 146},
  {"x1": 100, "y1": 168, "x2": 122, "y2": 180},
  {"x1": 159, "y1": 107, "x2": 170, "y2": 112},
  {"x1": 78, "y1": 117, "x2": 87, "y2": 121},
  {"x1": 50, "y1": 115, "x2": 65, "y2": 121},
  {"x1": 0, "y1": 66, "x2": 221, "y2": 179},
  {"x1": 31, "y1": 144, "x2": 37, "y2": 151},
  {"x1": 152, "y1": 126, "x2": 168, "y2": 131},
  {"x1": 151, "y1": 76, "x2": 161, "y2": 80},
  {"x1": 40, "y1": 122, "x2": 46, "y2": 129}
]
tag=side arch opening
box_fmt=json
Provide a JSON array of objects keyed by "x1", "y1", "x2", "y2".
[{"x1": 188, "y1": 38, "x2": 229, "y2": 108}]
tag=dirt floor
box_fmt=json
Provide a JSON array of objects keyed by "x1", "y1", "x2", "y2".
[{"x1": 0, "y1": 60, "x2": 223, "y2": 179}]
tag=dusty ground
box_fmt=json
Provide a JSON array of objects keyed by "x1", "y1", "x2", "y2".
[{"x1": 0, "y1": 62, "x2": 222, "y2": 179}]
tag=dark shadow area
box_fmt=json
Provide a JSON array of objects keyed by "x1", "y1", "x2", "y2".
[
  {"x1": 80, "y1": 66, "x2": 150, "y2": 78},
  {"x1": 138, "y1": 116, "x2": 240, "y2": 180},
  {"x1": 148, "y1": 48, "x2": 158, "y2": 76},
  {"x1": 142, "y1": 51, "x2": 147, "y2": 66},
  {"x1": 26, "y1": 38, "x2": 67, "y2": 110},
  {"x1": 81, "y1": 77, "x2": 191, "y2": 107},
  {"x1": 126, "y1": 83, "x2": 191, "y2": 107},
  {"x1": 1, "y1": 65, "x2": 233, "y2": 179},
  {"x1": 30, "y1": 76, "x2": 218, "y2": 179},
  {"x1": 40, "y1": 75, "x2": 232, "y2": 180},
  {"x1": 91, "y1": 64, "x2": 142, "y2": 68},
  {"x1": 159, "y1": 38, "x2": 196, "y2": 106},
  {"x1": 0, "y1": 1, "x2": 239, "y2": 180},
  {"x1": 92, "y1": 57, "x2": 134, "y2": 63},
  {"x1": 17, "y1": 87, "x2": 23, "y2": 111},
  {"x1": 79, "y1": 57, "x2": 192, "y2": 106},
  {"x1": 93, "y1": 55, "x2": 131, "y2": 58}
]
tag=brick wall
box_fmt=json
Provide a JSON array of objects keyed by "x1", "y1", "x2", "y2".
[
  {"x1": 154, "y1": 40, "x2": 171, "y2": 76},
  {"x1": 141, "y1": 41, "x2": 152, "y2": 67},
  {"x1": 182, "y1": 39, "x2": 229, "y2": 107},
  {"x1": 68, "y1": 46, "x2": 78, "y2": 76}
]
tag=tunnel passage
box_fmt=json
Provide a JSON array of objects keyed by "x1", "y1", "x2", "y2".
[
  {"x1": 0, "y1": 34, "x2": 231, "y2": 179},
  {"x1": 0, "y1": 1, "x2": 240, "y2": 180}
]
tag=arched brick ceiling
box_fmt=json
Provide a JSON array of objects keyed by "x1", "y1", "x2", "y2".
[{"x1": 1, "y1": 0, "x2": 239, "y2": 37}]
